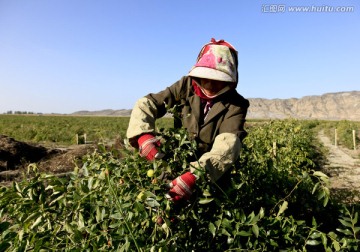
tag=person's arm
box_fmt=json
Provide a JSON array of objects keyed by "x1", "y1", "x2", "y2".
[
  {"x1": 168, "y1": 130, "x2": 243, "y2": 202},
  {"x1": 126, "y1": 97, "x2": 159, "y2": 147},
  {"x1": 190, "y1": 132, "x2": 241, "y2": 182},
  {"x1": 169, "y1": 100, "x2": 249, "y2": 202},
  {"x1": 191, "y1": 100, "x2": 249, "y2": 182},
  {"x1": 126, "y1": 76, "x2": 189, "y2": 147}
]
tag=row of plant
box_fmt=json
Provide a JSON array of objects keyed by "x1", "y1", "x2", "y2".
[
  {"x1": 0, "y1": 115, "x2": 174, "y2": 146},
  {"x1": 1, "y1": 114, "x2": 358, "y2": 151},
  {"x1": 0, "y1": 115, "x2": 131, "y2": 145},
  {"x1": 321, "y1": 120, "x2": 360, "y2": 150},
  {"x1": 1, "y1": 120, "x2": 359, "y2": 251}
]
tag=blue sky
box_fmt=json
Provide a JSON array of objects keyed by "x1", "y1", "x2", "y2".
[{"x1": 0, "y1": 0, "x2": 359, "y2": 114}]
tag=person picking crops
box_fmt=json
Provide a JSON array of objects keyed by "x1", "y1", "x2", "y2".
[{"x1": 126, "y1": 38, "x2": 250, "y2": 203}]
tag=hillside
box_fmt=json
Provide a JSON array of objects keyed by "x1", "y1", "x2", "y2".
[
  {"x1": 71, "y1": 109, "x2": 132, "y2": 117},
  {"x1": 72, "y1": 91, "x2": 360, "y2": 121},
  {"x1": 247, "y1": 91, "x2": 360, "y2": 120}
]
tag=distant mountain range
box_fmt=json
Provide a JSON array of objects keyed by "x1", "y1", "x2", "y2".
[
  {"x1": 72, "y1": 91, "x2": 360, "y2": 121},
  {"x1": 71, "y1": 109, "x2": 132, "y2": 117}
]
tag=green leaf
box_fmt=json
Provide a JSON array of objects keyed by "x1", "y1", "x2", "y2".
[
  {"x1": 209, "y1": 222, "x2": 216, "y2": 238},
  {"x1": 237, "y1": 230, "x2": 251, "y2": 236},
  {"x1": 323, "y1": 194, "x2": 329, "y2": 207},
  {"x1": 110, "y1": 213, "x2": 123, "y2": 220},
  {"x1": 98, "y1": 170, "x2": 106, "y2": 180},
  {"x1": 137, "y1": 191, "x2": 157, "y2": 202},
  {"x1": 82, "y1": 167, "x2": 89, "y2": 176},
  {"x1": 24, "y1": 212, "x2": 40, "y2": 225},
  {"x1": 109, "y1": 222, "x2": 122, "y2": 228},
  {"x1": 336, "y1": 228, "x2": 353, "y2": 236},
  {"x1": 353, "y1": 212, "x2": 358, "y2": 225},
  {"x1": 119, "y1": 241, "x2": 130, "y2": 252},
  {"x1": 277, "y1": 201, "x2": 288, "y2": 217},
  {"x1": 333, "y1": 240, "x2": 341, "y2": 251},
  {"x1": 78, "y1": 212, "x2": 85, "y2": 229},
  {"x1": 327, "y1": 231, "x2": 337, "y2": 239},
  {"x1": 199, "y1": 198, "x2": 214, "y2": 204},
  {"x1": 162, "y1": 222, "x2": 171, "y2": 238},
  {"x1": 88, "y1": 177, "x2": 93, "y2": 190},
  {"x1": 221, "y1": 228, "x2": 231, "y2": 237},
  {"x1": 321, "y1": 233, "x2": 327, "y2": 247},
  {"x1": 270, "y1": 239, "x2": 278, "y2": 247},
  {"x1": 317, "y1": 190, "x2": 325, "y2": 200},
  {"x1": 134, "y1": 201, "x2": 145, "y2": 212},
  {"x1": 312, "y1": 217, "x2": 318, "y2": 228},
  {"x1": 65, "y1": 223, "x2": 74, "y2": 234},
  {"x1": 96, "y1": 207, "x2": 102, "y2": 222},
  {"x1": 247, "y1": 211, "x2": 259, "y2": 225},
  {"x1": 18, "y1": 229, "x2": 24, "y2": 241},
  {"x1": 14, "y1": 182, "x2": 22, "y2": 193},
  {"x1": 259, "y1": 207, "x2": 265, "y2": 219},
  {"x1": 145, "y1": 198, "x2": 160, "y2": 207},
  {"x1": 31, "y1": 216, "x2": 42, "y2": 230},
  {"x1": 306, "y1": 239, "x2": 321, "y2": 246},
  {"x1": 221, "y1": 218, "x2": 232, "y2": 229},
  {"x1": 312, "y1": 182, "x2": 319, "y2": 194},
  {"x1": 310, "y1": 231, "x2": 322, "y2": 239},
  {"x1": 313, "y1": 171, "x2": 327, "y2": 177},
  {"x1": 136, "y1": 191, "x2": 146, "y2": 201},
  {"x1": 252, "y1": 224, "x2": 259, "y2": 238},
  {"x1": 49, "y1": 194, "x2": 65, "y2": 206},
  {"x1": 202, "y1": 190, "x2": 212, "y2": 197},
  {"x1": 338, "y1": 219, "x2": 353, "y2": 228}
]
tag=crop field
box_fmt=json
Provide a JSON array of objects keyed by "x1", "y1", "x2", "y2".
[
  {"x1": 0, "y1": 115, "x2": 173, "y2": 146},
  {"x1": 1, "y1": 115, "x2": 359, "y2": 150},
  {"x1": 0, "y1": 115, "x2": 359, "y2": 251}
]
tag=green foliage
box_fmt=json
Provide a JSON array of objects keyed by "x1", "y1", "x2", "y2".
[
  {"x1": 323, "y1": 120, "x2": 360, "y2": 150},
  {"x1": 0, "y1": 115, "x2": 173, "y2": 146},
  {"x1": 1, "y1": 120, "x2": 359, "y2": 251},
  {"x1": 237, "y1": 120, "x2": 328, "y2": 213}
]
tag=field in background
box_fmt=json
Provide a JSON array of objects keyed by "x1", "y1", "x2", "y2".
[
  {"x1": 1, "y1": 115, "x2": 359, "y2": 152},
  {"x1": 0, "y1": 115, "x2": 173, "y2": 146}
]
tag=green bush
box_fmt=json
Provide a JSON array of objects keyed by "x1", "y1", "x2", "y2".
[
  {"x1": 1, "y1": 120, "x2": 359, "y2": 251},
  {"x1": 323, "y1": 120, "x2": 360, "y2": 150}
]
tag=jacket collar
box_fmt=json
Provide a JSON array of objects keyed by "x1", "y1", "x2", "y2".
[
  {"x1": 189, "y1": 92, "x2": 228, "y2": 126},
  {"x1": 189, "y1": 95, "x2": 201, "y2": 123},
  {"x1": 203, "y1": 101, "x2": 226, "y2": 125}
]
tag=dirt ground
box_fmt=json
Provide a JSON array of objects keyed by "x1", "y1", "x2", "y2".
[
  {"x1": 318, "y1": 130, "x2": 360, "y2": 201},
  {"x1": 0, "y1": 135, "x2": 97, "y2": 186}
]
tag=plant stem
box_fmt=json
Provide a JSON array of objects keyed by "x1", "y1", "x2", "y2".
[{"x1": 106, "y1": 175, "x2": 142, "y2": 252}]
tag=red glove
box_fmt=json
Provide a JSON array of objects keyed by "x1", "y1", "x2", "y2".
[
  {"x1": 168, "y1": 172, "x2": 197, "y2": 202},
  {"x1": 137, "y1": 133, "x2": 164, "y2": 161}
]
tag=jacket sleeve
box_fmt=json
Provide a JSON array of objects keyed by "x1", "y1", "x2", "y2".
[
  {"x1": 190, "y1": 132, "x2": 241, "y2": 182},
  {"x1": 126, "y1": 77, "x2": 189, "y2": 145},
  {"x1": 126, "y1": 97, "x2": 159, "y2": 141},
  {"x1": 191, "y1": 97, "x2": 249, "y2": 182},
  {"x1": 219, "y1": 93, "x2": 249, "y2": 141}
]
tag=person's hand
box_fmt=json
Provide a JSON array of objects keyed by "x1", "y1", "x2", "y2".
[
  {"x1": 137, "y1": 133, "x2": 164, "y2": 161},
  {"x1": 168, "y1": 172, "x2": 197, "y2": 202}
]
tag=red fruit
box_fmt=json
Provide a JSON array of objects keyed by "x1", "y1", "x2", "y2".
[{"x1": 156, "y1": 216, "x2": 164, "y2": 225}]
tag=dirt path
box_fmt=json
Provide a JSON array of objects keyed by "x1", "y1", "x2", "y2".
[{"x1": 318, "y1": 130, "x2": 360, "y2": 191}]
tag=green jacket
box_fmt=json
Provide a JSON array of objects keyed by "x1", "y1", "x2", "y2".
[{"x1": 126, "y1": 76, "x2": 249, "y2": 181}]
